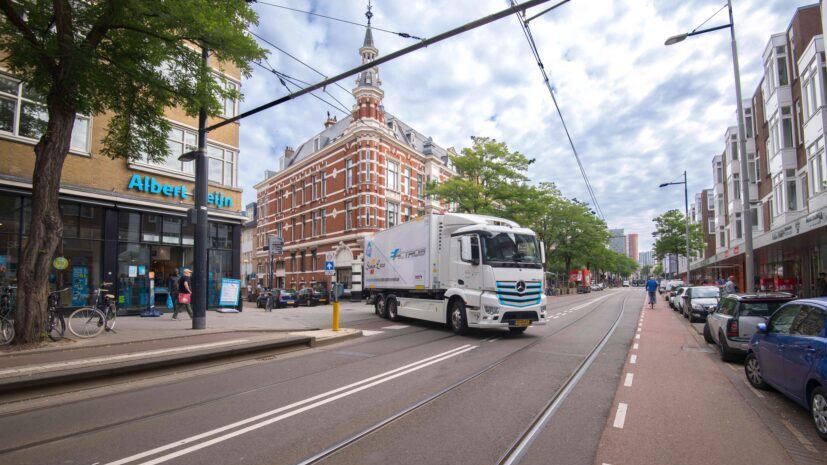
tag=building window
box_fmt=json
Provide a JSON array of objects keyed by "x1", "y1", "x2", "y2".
[
  {"x1": 735, "y1": 213, "x2": 742, "y2": 240},
  {"x1": 744, "y1": 108, "x2": 753, "y2": 139},
  {"x1": 780, "y1": 106, "x2": 793, "y2": 149},
  {"x1": 708, "y1": 218, "x2": 715, "y2": 234},
  {"x1": 365, "y1": 194, "x2": 372, "y2": 226},
  {"x1": 776, "y1": 45, "x2": 789, "y2": 87},
  {"x1": 387, "y1": 202, "x2": 398, "y2": 227},
  {"x1": 311, "y1": 175, "x2": 317, "y2": 200},
  {"x1": 719, "y1": 227, "x2": 725, "y2": 248},
  {"x1": 207, "y1": 145, "x2": 236, "y2": 186},
  {"x1": 796, "y1": 100, "x2": 803, "y2": 146},
  {"x1": 750, "y1": 207, "x2": 759, "y2": 229},
  {"x1": 320, "y1": 208, "x2": 326, "y2": 234},
  {"x1": 313, "y1": 137, "x2": 320, "y2": 152},
  {"x1": 218, "y1": 77, "x2": 239, "y2": 119},
  {"x1": 402, "y1": 206, "x2": 410, "y2": 223},
  {"x1": 346, "y1": 159, "x2": 353, "y2": 188},
  {"x1": 733, "y1": 173, "x2": 740, "y2": 200},
  {"x1": 345, "y1": 201, "x2": 353, "y2": 230},
  {"x1": 300, "y1": 251, "x2": 306, "y2": 272},
  {"x1": 311, "y1": 211, "x2": 316, "y2": 236},
  {"x1": 417, "y1": 174, "x2": 425, "y2": 199},
  {"x1": 320, "y1": 171, "x2": 326, "y2": 197},
  {"x1": 0, "y1": 74, "x2": 90, "y2": 152},
  {"x1": 401, "y1": 167, "x2": 410, "y2": 195},
  {"x1": 731, "y1": 134, "x2": 738, "y2": 160},
  {"x1": 803, "y1": 58, "x2": 823, "y2": 119},
  {"x1": 747, "y1": 152, "x2": 757, "y2": 183},
  {"x1": 716, "y1": 161, "x2": 723, "y2": 183},
  {"x1": 717, "y1": 194, "x2": 724, "y2": 212},
  {"x1": 275, "y1": 221, "x2": 282, "y2": 238},
  {"x1": 290, "y1": 217, "x2": 296, "y2": 242},
  {"x1": 707, "y1": 194, "x2": 714, "y2": 211},
  {"x1": 291, "y1": 184, "x2": 296, "y2": 208},
  {"x1": 773, "y1": 175, "x2": 783, "y2": 215},
  {"x1": 786, "y1": 169, "x2": 797, "y2": 211},
  {"x1": 808, "y1": 137, "x2": 825, "y2": 195},
  {"x1": 300, "y1": 214, "x2": 306, "y2": 239},
  {"x1": 311, "y1": 250, "x2": 316, "y2": 272},
  {"x1": 141, "y1": 126, "x2": 196, "y2": 174},
  {"x1": 386, "y1": 160, "x2": 399, "y2": 191}
]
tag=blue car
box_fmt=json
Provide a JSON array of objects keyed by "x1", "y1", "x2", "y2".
[{"x1": 745, "y1": 297, "x2": 827, "y2": 441}]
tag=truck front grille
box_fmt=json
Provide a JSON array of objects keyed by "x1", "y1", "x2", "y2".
[
  {"x1": 496, "y1": 281, "x2": 542, "y2": 308},
  {"x1": 501, "y1": 311, "x2": 539, "y2": 322}
]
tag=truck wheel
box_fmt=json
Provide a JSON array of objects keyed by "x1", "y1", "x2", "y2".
[
  {"x1": 376, "y1": 294, "x2": 389, "y2": 319},
  {"x1": 387, "y1": 297, "x2": 400, "y2": 321},
  {"x1": 449, "y1": 299, "x2": 468, "y2": 335}
]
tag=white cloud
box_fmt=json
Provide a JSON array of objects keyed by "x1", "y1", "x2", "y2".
[{"x1": 239, "y1": 0, "x2": 816, "y2": 253}]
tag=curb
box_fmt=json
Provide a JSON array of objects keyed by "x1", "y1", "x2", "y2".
[{"x1": 0, "y1": 335, "x2": 314, "y2": 394}]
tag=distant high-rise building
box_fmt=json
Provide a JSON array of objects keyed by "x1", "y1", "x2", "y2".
[
  {"x1": 626, "y1": 233, "x2": 639, "y2": 260},
  {"x1": 609, "y1": 228, "x2": 625, "y2": 255},
  {"x1": 638, "y1": 251, "x2": 654, "y2": 267}
]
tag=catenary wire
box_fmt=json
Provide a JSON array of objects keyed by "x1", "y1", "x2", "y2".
[
  {"x1": 256, "y1": 1, "x2": 425, "y2": 40},
  {"x1": 510, "y1": 0, "x2": 605, "y2": 221},
  {"x1": 252, "y1": 60, "x2": 350, "y2": 115},
  {"x1": 691, "y1": 3, "x2": 728, "y2": 33},
  {"x1": 258, "y1": 57, "x2": 351, "y2": 114}
]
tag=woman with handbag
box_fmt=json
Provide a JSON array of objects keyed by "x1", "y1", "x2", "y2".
[{"x1": 173, "y1": 268, "x2": 194, "y2": 319}]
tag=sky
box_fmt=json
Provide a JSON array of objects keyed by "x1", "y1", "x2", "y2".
[{"x1": 239, "y1": 0, "x2": 817, "y2": 252}]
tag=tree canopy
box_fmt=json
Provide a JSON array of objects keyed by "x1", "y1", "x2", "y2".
[{"x1": 652, "y1": 209, "x2": 705, "y2": 261}]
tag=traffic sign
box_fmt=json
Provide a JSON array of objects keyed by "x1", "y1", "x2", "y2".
[
  {"x1": 325, "y1": 251, "x2": 335, "y2": 262},
  {"x1": 269, "y1": 235, "x2": 284, "y2": 255},
  {"x1": 324, "y1": 260, "x2": 335, "y2": 276}
]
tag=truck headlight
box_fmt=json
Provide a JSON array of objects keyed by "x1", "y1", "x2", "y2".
[
  {"x1": 540, "y1": 305, "x2": 547, "y2": 312},
  {"x1": 484, "y1": 305, "x2": 499, "y2": 315}
]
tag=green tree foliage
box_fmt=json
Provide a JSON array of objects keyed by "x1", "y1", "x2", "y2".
[
  {"x1": 427, "y1": 136, "x2": 535, "y2": 215},
  {"x1": 652, "y1": 209, "x2": 705, "y2": 262},
  {"x1": 653, "y1": 262, "x2": 664, "y2": 277},
  {"x1": 541, "y1": 197, "x2": 610, "y2": 275},
  {"x1": 0, "y1": 0, "x2": 265, "y2": 343}
]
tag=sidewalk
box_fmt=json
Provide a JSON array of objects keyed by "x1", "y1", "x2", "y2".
[
  {"x1": 0, "y1": 301, "x2": 367, "y2": 393},
  {"x1": 593, "y1": 297, "x2": 793, "y2": 465}
]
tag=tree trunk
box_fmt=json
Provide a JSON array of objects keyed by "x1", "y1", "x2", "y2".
[{"x1": 14, "y1": 101, "x2": 75, "y2": 344}]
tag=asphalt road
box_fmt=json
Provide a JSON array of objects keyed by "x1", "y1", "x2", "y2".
[{"x1": 0, "y1": 289, "x2": 641, "y2": 465}]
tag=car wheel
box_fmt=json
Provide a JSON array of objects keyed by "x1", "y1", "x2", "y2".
[
  {"x1": 703, "y1": 323, "x2": 714, "y2": 344},
  {"x1": 449, "y1": 299, "x2": 468, "y2": 335},
  {"x1": 810, "y1": 386, "x2": 827, "y2": 441},
  {"x1": 744, "y1": 353, "x2": 769, "y2": 390},
  {"x1": 719, "y1": 331, "x2": 736, "y2": 362},
  {"x1": 388, "y1": 297, "x2": 400, "y2": 321}
]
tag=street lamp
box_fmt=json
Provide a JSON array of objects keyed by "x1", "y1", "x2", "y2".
[
  {"x1": 659, "y1": 171, "x2": 691, "y2": 284},
  {"x1": 665, "y1": 0, "x2": 755, "y2": 292}
]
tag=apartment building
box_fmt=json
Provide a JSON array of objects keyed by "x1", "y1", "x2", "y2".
[
  {"x1": 253, "y1": 24, "x2": 455, "y2": 297},
  {"x1": 692, "y1": 4, "x2": 827, "y2": 296},
  {"x1": 241, "y1": 202, "x2": 257, "y2": 295},
  {"x1": 609, "y1": 228, "x2": 626, "y2": 255},
  {"x1": 626, "y1": 233, "x2": 639, "y2": 261}
]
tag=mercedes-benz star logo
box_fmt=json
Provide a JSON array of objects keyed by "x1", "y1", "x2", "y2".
[{"x1": 516, "y1": 280, "x2": 526, "y2": 294}]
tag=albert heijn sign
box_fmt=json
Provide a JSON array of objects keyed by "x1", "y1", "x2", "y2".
[{"x1": 127, "y1": 174, "x2": 233, "y2": 209}]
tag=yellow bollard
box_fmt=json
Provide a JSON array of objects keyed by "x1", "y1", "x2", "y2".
[{"x1": 332, "y1": 301, "x2": 340, "y2": 331}]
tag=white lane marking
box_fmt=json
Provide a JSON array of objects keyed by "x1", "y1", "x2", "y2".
[
  {"x1": 0, "y1": 339, "x2": 251, "y2": 377},
  {"x1": 488, "y1": 337, "x2": 501, "y2": 343},
  {"x1": 624, "y1": 373, "x2": 634, "y2": 387},
  {"x1": 635, "y1": 334, "x2": 640, "y2": 339},
  {"x1": 360, "y1": 330, "x2": 383, "y2": 336},
  {"x1": 633, "y1": 343, "x2": 639, "y2": 350},
  {"x1": 381, "y1": 325, "x2": 409, "y2": 330},
  {"x1": 104, "y1": 345, "x2": 475, "y2": 465},
  {"x1": 744, "y1": 380, "x2": 765, "y2": 399},
  {"x1": 612, "y1": 403, "x2": 628, "y2": 429},
  {"x1": 630, "y1": 355, "x2": 637, "y2": 364},
  {"x1": 781, "y1": 419, "x2": 819, "y2": 453}
]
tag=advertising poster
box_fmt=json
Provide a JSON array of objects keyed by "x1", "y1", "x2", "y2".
[
  {"x1": 71, "y1": 266, "x2": 89, "y2": 306},
  {"x1": 219, "y1": 278, "x2": 241, "y2": 307}
]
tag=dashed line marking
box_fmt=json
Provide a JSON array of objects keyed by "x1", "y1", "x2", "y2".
[
  {"x1": 630, "y1": 355, "x2": 637, "y2": 364},
  {"x1": 488, "y1": 337, "x2": 501, "y2": 343},
  {"x1": 381, "y1": 325, "x2": 409, "y2": 330},
  {"x1": 612, "y1": 403, "x2": 628, "y2": 429},
  {"x1": 361, "y1": 330, "x2": 384, "y2": 336},
  {"x1": 633, "y1": 343, "x2": 639, "y2": 350},
  {"x1": 635, "y1": 334, "x2": 640, "y2": 339},
  {"x1": 624, "y1": 373, "x2": 634, "y2": 387},
  {"x1": 781, "y1": 418, "x2": 819, "y2": 453}
]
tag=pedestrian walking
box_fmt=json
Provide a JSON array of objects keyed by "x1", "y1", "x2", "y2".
[
  {"x1": 168, "y1": 269, "x2": 180, "y2": 315},
  {"x1": 174, "y1": 268, "x2": 194, "y2": 319},
  {"x1": 817, "y1": 272, "x2": 827, "y2": 297},
  {"x1": 724, "y1": 275, "x2": 737, "y2": 295}
]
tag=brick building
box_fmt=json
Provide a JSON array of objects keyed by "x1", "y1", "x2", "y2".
[{"x1": 253, "y1": 24, "x2": 456, "y2": 297}]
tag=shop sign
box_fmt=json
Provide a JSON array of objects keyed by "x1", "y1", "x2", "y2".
[
  {"x1": 127, "y1": 174, "x2": 233, "y2": 208},
  {"x1": 53, "y1": 257, "x2": 69, "y2": 270},
  {"x1": 771, "y1": 224, "x2": 796, "y2": 241},
  {"x1": 805, "y1": 211, "x2": 824, "y2": 229}
]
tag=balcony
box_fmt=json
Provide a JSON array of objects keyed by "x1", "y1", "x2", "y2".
[
  {"x1": 768, "y1": 147, "x2": 798, "y2": 175},
  {"x1": 763, "y1": 84, "x2": 792, "y2": 118},
  {"x1": 803, "y1": 105, "x2": 827, "y2": 146}
]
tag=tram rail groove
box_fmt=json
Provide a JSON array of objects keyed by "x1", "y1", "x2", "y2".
[{"x1": 292, "y1": 292, "x2": 628, "y2": 465}]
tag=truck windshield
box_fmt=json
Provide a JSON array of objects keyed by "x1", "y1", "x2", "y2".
[{"x1": 481, "y1": 232, "x2": 541, "y2": 267}]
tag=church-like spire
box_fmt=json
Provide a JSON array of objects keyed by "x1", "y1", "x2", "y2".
[{"x1": 353, "y1": 1, "x2": 384, "y2": 122}]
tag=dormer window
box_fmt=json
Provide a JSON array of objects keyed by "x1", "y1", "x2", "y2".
[{"x1": 313, "y1": 137, "x2": 320, "y2": 151}]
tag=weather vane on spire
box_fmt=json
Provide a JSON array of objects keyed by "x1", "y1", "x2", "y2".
[{"x1": 366, "y1": 0, "x2": 373, "y2": 26}]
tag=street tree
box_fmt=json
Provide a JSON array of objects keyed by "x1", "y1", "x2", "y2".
[
  {"x1": 0, "y1": 0, "x2": 265, "y2": 343},
  {"x1": 653, "y1": 262, "x2": 664, "y2": 277},
  {"x1": 543, "y1": 197, "x2": 610, "y2": 275},
  {"x1": 652, "y1": 209, "x2": 705, "y2": 262},
  {"x1": 427, "y1": 136, "x2": 535, "y2": 216}
]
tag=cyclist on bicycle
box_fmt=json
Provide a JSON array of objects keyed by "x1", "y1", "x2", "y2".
[{"x1": 645, "y1": 275, "x2": 658, "y2": 307}]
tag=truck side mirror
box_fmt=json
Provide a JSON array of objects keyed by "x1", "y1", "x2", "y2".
[
  {"x1": 460, "y1": 236, "x2": 479, "y2": 265},
  {"x1": 540, "y1": 240, "x2": 546, "y2": 265}
]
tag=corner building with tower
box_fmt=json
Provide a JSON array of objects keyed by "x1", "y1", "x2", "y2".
[{"x1": 253, "y1": 21, "x2": 456, "y2": 298}]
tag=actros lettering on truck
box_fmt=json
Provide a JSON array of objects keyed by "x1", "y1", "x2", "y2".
[{"x1": 389, "y1": 248, "x2": 426, "y2": 260}]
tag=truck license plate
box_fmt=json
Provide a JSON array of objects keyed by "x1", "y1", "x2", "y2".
[{"x1": 514, "y1": 319, "x2": 530, "y2": 327}]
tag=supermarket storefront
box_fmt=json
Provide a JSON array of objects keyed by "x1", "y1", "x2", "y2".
[{"x1": 0, "y1": 180, "x2": 242, "y2": 313}]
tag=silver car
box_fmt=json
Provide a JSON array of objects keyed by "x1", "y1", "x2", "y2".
[
  {"x1": 704, "y1": 292, "x2": 796, "y2": 362},
  {"x1": 681, "y1": 286, "x2": 721, "y2": 322}
]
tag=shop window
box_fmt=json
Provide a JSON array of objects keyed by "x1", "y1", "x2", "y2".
[
  {"x1": 53, "y1": 237, "x2": 102, "y2": 307},
  {"x1": 142, "y1": 214, "x2": 161, "y2": 242},
  {"x1": 118, "y1": 211, "x2": 141, "y2": 242},
  {"x1": 207, "y1": 249, "x2": 233, "y2": 307},
  {"x1": 209, "y1": 222, "x2": 231, "y2": 249},
  {"x1": 0, "y1": 194, "x2": 20, "y2": 236},
  {"x1": 162, "y1": 217, "x2": 182, "y2": 245}
]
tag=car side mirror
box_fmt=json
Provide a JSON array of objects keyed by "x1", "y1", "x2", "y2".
[{"x1": 757, "y1": 323, "x2": 767, "y2": 333}]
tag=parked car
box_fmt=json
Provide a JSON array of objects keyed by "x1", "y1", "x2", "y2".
[
  {"x1": 663, "y1": 280, "x2": 685, "y2": 299},
  {"x1": 622, "y1": 280, "x2": 630, "y2": 287},
  {"x1": 705, "y1": 292, "x2": 796, "y2": 361},
  {"x1": 680, "y1": 286, "x2": 722, "y2": 322},
  {"x1": 296, "y1": 288, "x2": 321, "y2": 307},
  {"x1": 577, "y1": 284, "x2": 592, "y2": 294},
  {"x1": 745, "y1": 297, "x2": 827, "y2": 441},
  {"x1": 669, "y1": 286, "x2": 685, "y2": 310},
  {"x1": 658, "y1": 279, "x2": 667, "y2": 294},
  {"x1": 256, "y1": 288, "x2": 298, "y2": 309}
]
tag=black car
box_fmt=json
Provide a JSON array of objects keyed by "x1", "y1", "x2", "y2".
[
  {"x1": 256, "y1": 289, "x2": 298, "y2": 309},
  {"x1": 296, "y1": 288, "x2": 321, "y2": 307}
]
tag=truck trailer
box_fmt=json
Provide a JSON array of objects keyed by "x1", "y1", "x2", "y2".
[{"x1": 364, "y1": 213, "x2": 548, "y2": 335}]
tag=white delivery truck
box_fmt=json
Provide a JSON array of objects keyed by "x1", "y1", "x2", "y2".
[{"x1": 364, "y1": 213, "x2": 548, "y2": 335}]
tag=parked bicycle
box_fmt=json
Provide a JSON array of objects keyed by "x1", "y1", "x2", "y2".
[
  {"x1": 1, "y1": 286, "x2": 16, "y2": 345},
  {"x1": 46, "y1": 288, "x2": 69, "y2": 342},
  {"x1": 67, "y1": 282, "x2": 117, "y2": 338}
]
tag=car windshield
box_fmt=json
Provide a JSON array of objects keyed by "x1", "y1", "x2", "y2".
[
  {"x1": 741, "y1": 301, "x2": 788, "y2": 317},
  {"x1": 481, "y1": 232, "x2": 541, "y2": 266},
  {"x1": 692, "y1": 287, "x2": 720, "y2": 298}
]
